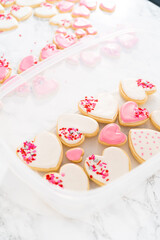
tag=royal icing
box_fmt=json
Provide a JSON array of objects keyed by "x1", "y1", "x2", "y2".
[
  {"x1": 34, "y1": 3, "x2": 57, "y2": 17},
  {"x1": 129, "y1": 129, "x2": 160, "y2": 161},
  {"x1": 72, "y1": 17, "x2": 91, "y2": 29},
  {"x1": 57, "y1": 113, "x2": 99, "y2": 145},
  {"x1": 0, "y1": 57, "x2": 10, "y2": 82},
  {"x1": 86, "y1": 27, "x2": 97, "y2": 35},
  {"x1": 56, "y1": 27, "x2": 67, "y2": 35},
  {"x1": 117, "y1": 33, "x2": 138, "y2": 48},
  {"x1": 11, "y1": 5, "x2": 32, "y2": 20},
  {"x1": 0, "y1": 4, "x2": 4, "y2": 13},
  {"x1": 1, "y1": 0, "x2": 15, "y2": 7},
  {"x1": 32, "y1": 76, "x2": 58, "y2": 96},
  {"x1": 99, "y1": 0, "x2": 116, "y2": 12},
  {"x1": 99, "y1": 124, "x2": 127, "y2": 145},
  {"x1": 54, "y1": 33, "x2": 77, "y2": 49},
  {"x1": 151, "y1": 110, "x2": 160, "y2": 128},
  {"x1": 75, "y1": 28, "x2": 86, "y2": 38},
  {"x1": 19, "y1": 55, "x2": 38, "y2": 72},
  {"x1": 119, "y1": 101, "x2": 149, "y2": 124},
  {"x1": 121, "y1": 79, "x2": 156, "y2": 101},
  {"x1": 102, "y1": 42, "x2": 121, "y2": 57},
  {"x1": 85, "y1": 147, "x2": 130, "y2": 185},
  {"x1": 56, "y1": 1, "x2": 74, "y2": 13},
  {"x1": 72, "y1": 5, "x2": 90, "y2": 18},
  {"x1": 40, "y1": 43, "x2": 59, "y2": 60},
  {"x1": 66, "y1": 148, "x2": 84, "y2": 162},
  {"x1": 79, "y1": 93, "x2": 118, "y2": 120},
  {"x1": 50, "y1": 13, "x2": 72, "y2": 28},
  {"x1": 16, "y1": 0, "x2": 45, "y2": 7},
  {"x1": 45, "y1": 163, "x2": 89, "y2": 191},
  {"x1": 80, "y1": 51, "x2": 101, "y2": 67},
  {"x1": 17, "y1": 132, "x2": 62, "y2": 169},
  {"x1": 0, "y1": 13, "x2": 18, "y2": 31},
  {"x1": 80, "y1": 0, "x2": 97, "y2": 10}
]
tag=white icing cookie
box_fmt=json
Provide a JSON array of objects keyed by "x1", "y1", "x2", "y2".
[
  {"x1": 150, "y1": 110, "x2": 160, "y2": 131},
  {"x1": 120, "y1": 78, "x2": 156, "y2": 104},
  {"x1": 0, "y1": 13, "x2": 18, "y2": 31},
  {"x1": 17, "y1": 132, "x2": 63, "y2": 171},
  {"x1": 16, "y1": 0, "x2": 45, "y2": 8},
  {"x1": 84, "y1": 147, "x2": 131, "y2": 186},
  {"x1": 129, "y1": 129, "x2": 160, "y2": 163},
  {"x1": 57, "y1": 113, "x2": 99, "y2": 147},
  {"x1": 0, "y1": 4, "x2": 4, "y2": 13},
  {"x1": 11, "y1": 5, "x2": 32, "y2": 21},
  {"x1": 34, "y1": 3, "x2": 57, "y2": 18},
  {"x1": 44, "y1": 163, "x2": 89, "y2": 191},
  {"x1": 1, "y1": 0, "x2": 15, "y2": 8},
  {"x1": 78, "y1": 93, "x2": 118, "y2": 123},
  {"x1": 50, "y1": 13, "x2": 72, "y2": 28}
]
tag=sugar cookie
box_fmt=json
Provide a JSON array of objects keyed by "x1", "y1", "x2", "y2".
[
  {"x1": 119, "y1": 101, "x2": 149, "y2": 127},
  {"x1": 44, "y1": 163, "x2": 89, "y2": 191},
  {"x1": 16, "y1": 0, "x2": 45, "y2": 8},
  {"x1": 0, "y1": 57, "x2": 12, "y2": 84},
  {"x1": 57, "y1": 113, "x2": 99, "y2": 147},
  {"x1": 50, "y1": 13, "x2": 72, "y2": 28},
  {"x1": 119, "y1": 78, "x2": 156, "y2": 104},
  {"x1": 75, "y1": 28, "x2": 86, "y2": 38},
  {"x1": 150, "y1": 110, "x2": 160, "y2": 131},
  {"x1": 55, "y1": 27, "x2": 67, "y2": 35},
  {"x1": 17, "y1": 132, "x2": 63, "y2": 172},
  {"x1": 56, "y1": 1, "x2": 74, "y2": 13},
  {"x1": 1, "y1": 0, "x2": 15, "y2": 8},
  {"x1": 84, "y1": 147, "x2": 131, "y2": 186},
  {"x1": 86, "y1": 26, "x2": 97, "y2": 35},
  {"x1": 98, "y1": 123, "x2": 127, "y2": 146},
  {"x1": 72, "y1": 17, "x2": 91, "y2": 29},
  {"x1": 0, "y1": 4, "x2": 4, "y2": 13},
  {"x1": 53, "y1": 33, "x2": 77, "y2": 49},
  {"x1": 129, "y1": 129, "x2": 160, "y2": 163},
  {"x1": 39, "y1": 43, "x2": 59, "y2": 61},
  {"x1": 80, "y1": 0, "x2": 97, "y2": 10},
  {"x1": 18, "y1": 55, "x2": 38, "y2": 73},
  {"x1": 0, "y1": 13, "x2": 18, "y2": 31},
  {"x1": 78, "y1": 93, "x2": 118, "y2": 123},
  {"x1": 10, "y1": 5, "x2": 32, "y2": 21},
  {"x1": 34, "y1": 3, "x2": 57, "y2": 18},
  {"x1": 72, "y1": 5, "x2": 90, "y2": 18},
  {"x1": 99, "y1": 0, "x2": 116, "y2": 12},
  {"x1": 65, "y1": 148, "x2": 84, "y2": 162}
]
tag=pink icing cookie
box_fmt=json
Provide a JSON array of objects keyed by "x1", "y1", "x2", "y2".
[
  {"x1": 129, "y1": 129, "x2": 160, "y2": 163},
  {"x1": 86, "y1": 26, "x2": 97, "y2": 35},
  {"x1": 0, "y1": 13, "x2": 18, "y2": 31},
  {"x1": 39, "y1": 43, "x2": 59, "y2": 61},
  {"x1": 65, "y1": 148, "x2": 84, "y2": 162},
  {"x1": 18, "y1": 55, "x2": 38, "y2": 73},
  {"x1": 102, "y1": 42, "x2": 121, "y2": 57},
  {"x1": 72, "y1": 17, "x2": 92, "y2": 29},
  {"x1": 119, "y1": 101, "x2": 149, "y2": 127},
  {"x1": 56, "y1": 1, "x2": 74, "y2": 13},
  {"x1": 99, "y1": 0, "x2": 116, "y2": 12},
  {"x1": 117, "y1": 33, "x2": 138, "y2": 48},
  {"x1": 44, "y1": 163, "x2": 89, "y2": 191},
  {"x1": 50, "y1": 13, "x2": 72, "y2": 28},
  {"x1": 75, "y1": 28, "x2": 86, "y2": 38},
  {"x1": 53, "y1": 33, "x2": 77, "y2": 49},
  {"x1": 84, "y1": 147, "x2": 131, "y2": 186},
  {"x1": 72, "y1": 5, "x2": 90, "y2": 18},
  {"x1": 80, "y1": 0, "x2": 97, "y2": 10},
  {"x1": 98, "y1": 124, "x2": 127, "y2": 146},
  {"x1": 32, "y1": 75, "x2": 58, "y2": 97},
  {"x1": 0, "y1": 57, "x2": 12, "y2": 84},
  {"x1": 80, "y1": 51, "x2": 101, "y2": 67},
  {"x1": 55, "y1": 27, "x2": 67, "y2": 35},
  {"x1": 1, "y1": 0, "x2": 15, "y2": 8}
]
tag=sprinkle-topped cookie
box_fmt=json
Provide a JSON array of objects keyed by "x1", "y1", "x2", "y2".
[
  {"x1": 0, "y1": 13, "x2": 18, "y2": 31},
  {"x1": 11, "y1": 5, "x2": 32, "y2": 21},
  {"x1": 0, "y1": 56, "x2": 12, "y2": 83}
]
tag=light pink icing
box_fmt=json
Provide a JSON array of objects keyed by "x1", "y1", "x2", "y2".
[
  {"x1": 19, "y1": 55, "x2": 38, "y2": 72},
  {"x1": 33, "y1": 76, "x2": 58, "y2": 96},
  {"x1": 56, "y1": 1, "x2": 74, "y2": 12},
  {"x1": 86, "y1": 27, "x2": 97, "y2": 35},
  {"x1": 3, "y1": 74, "x2": 16, "y2": 84},
  {"x1": 72, "y1": 17, "x2": 92, "y2": 29},
  {"x1": 66, "y1": 148, "x2": 83, "y2": 161},
  {"x1": 72, "y1": 5, "x2": 90, "y2": 18},
  {"x1": 80, "y1": 0, "x2": 97, "y2": 10},
  {"x1": 99, "y1": 124, "x2": 126, "y2": 145},
  {"x1": 40, "y1": 43, "x2": 59, "y2": 60},
  {"x1": 120, "y1": 101, "x2": 149, "y2": 123},
  {"x1": 56, "y1": 27, "x2": 67, "y2": 35},
  {"x1": 100, "y1": 0, "x2": 116, "y2": 12},
  {"x1": 0, "y1": 66, "x2": 8, "y2": 81},
  {"x1": 54, "y1": 33, "x2": 77, "y2": 48},
  {"x1": 75, "y1": 28, "x2": 86, "y2": 37}
]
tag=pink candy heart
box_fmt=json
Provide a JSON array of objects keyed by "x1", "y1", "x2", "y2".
[{"x1": 66, "y1": 148, "x2": 84, "y2": 162}]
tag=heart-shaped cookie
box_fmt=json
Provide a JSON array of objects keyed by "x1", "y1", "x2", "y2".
[
  {"x1": 78, "y1": 93, "x2": 118, "y2": 123},
  {"x1": 98, "y1": 123, "x2": 127, "y2": 146},
  {"x1": 56, "y1": 1, "x2": 74, "y2": 13},
  {"x1": 0, "y1": 57, "x2": 12, "y2": 84},
  {"x1": 0, "y1": 13, "x2": 18, "y2": 32},
  {"x1": 44, "y1": 163, "x2": 89, "y2": 191},
  {"x1": 129, "y1": 129, "x2": 160, "y2": 163},
  {"x1": 50, "y1": 13, "x2": 72, "y2": 28},
  {"x1": 99, "y1": 0, "x2": 116, "y2": 12},
  {"x1": 1, "y1": 0, "x2": 15, "y2": 8},
  {"x1": 80, "y1": 0, "x2": 97, "y2": 11},
  {"x1": 75, "y1": 28, "x2": 86, "y2": 38},
  {"x1": 39, "y1": 43, "x2": 59, "y2": 61},
  {"x1": 16, "y1": 0, "x2": 45, "y2": 8},
  {"x1": 84, "y1": 147, "x2": 131, "y2": 186},
  {"x1": 151, "y1": 110, "x2": 160, "y2": 131},
  {"x1": 34, "y1": 3, "x2": 57, "y2": 18},
  {"x1": 119, "y1": 101, "x2": 149, "y2": 126},
  {"x1": 18, "y1": 55, "x2": 38, "y2": 73},
  {"x1": 72, "y1": 17, "x2": 92, "y2": 29},
  {"x1": 53, "y1": 33, "x2": 77, "y2": 49},
  {"x1": 17, "y1": 132, "x2": 63, "y2": 171},
  {"x1": 57, "y1": 113, "x2": 99, "y2": 147},
  {"x1": 65, "y1": 148, "x2": 84, "y2": 162},
  {"x1": 11, "y1": 5, "x2": 32, "y2": 21},
  {"x1": 72, "y1": 5, "x2": 90, "y2": 18},
  {"x1": 120, "y1": 79, "x2": 156, "y2": 104}
]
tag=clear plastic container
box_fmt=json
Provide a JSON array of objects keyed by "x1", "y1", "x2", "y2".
[{"x1": 0, "y1": 29, "x2": 160, "y2": 219}]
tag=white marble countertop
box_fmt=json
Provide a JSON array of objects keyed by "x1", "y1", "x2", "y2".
[{"x1": 0, "y1": 0, "x2": 160, "y2": 239}]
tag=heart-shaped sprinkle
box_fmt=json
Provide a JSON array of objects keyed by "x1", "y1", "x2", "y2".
[
  {"x1": 98, "y1": 123, "x2": 127, "y2": 146},
  {"x1": 54, "y1": 33, "x2": 77, "y2": 49},
  {"x1": 65, "y1": 148, "x2": 84, "y2": 162},
  {"x1": 18, "y1": 55, "x2": 38, "y2": 73}
]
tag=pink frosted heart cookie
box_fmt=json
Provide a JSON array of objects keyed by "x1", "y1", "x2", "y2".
[
  {"x1": 120, "y1": 78, "x2": 156, "y2": 104},
  {"x1": 56, "y1": 1, "x2": 74, "y2": 13},
  {"x1": 50, "y1": 13, "x2": 72, "y2": 28},
  {"x1": 65, "y1": 148, "x2": 84, "y2": 162},
  {"x1": 16, "y1": 0, "x2": 45, "y2": 8},
  {"x1": 98, "y1": 123, "x2": 127, "y2": 146},
  {"x1": 129, "y1": 129, "x2": 160, "y2": 163},
  {"x1": 72, "y1": 17, "x2": 92, "y2": 29},
  {"x1": 17, "y1": 132, "x2": 63, "y2": 171},
  {"x1": 10, "y1": 5, "x2": 32, "y2": 21},
  {"x1": 0, "y1": 13, "x2": 18, "y2": 31},
  {"x1": 80, "y1": 51, "x2": 101, "y2": 67},
  {"x1": 78, "y1": 93, "x2": 118, "y2": 123},
  {"x1": 57, "y1": 113, "x2": 99, "y2": 147},
  {"x1": 34, "y1": 3, "x2": 57, "y2": 18},
  {"x1": 44, "y1": 163, "x2": 89, "y2": 191},
  {"x1": 39, "y1": 43, "x2": 59, "y2": 61},
  {"x1": 80, "y1": 0, "x2": 97, "y2": 10},
  {"x1": 75, "y1": 28, "x2": 86, "y2": 38},
  {"x1": 99, "y1": 0, "x2": 116, "y2": 13},
  {"x1": 0, "y1": 57, "x2": 12, "y2": 84},
  {"x1": 56, "y1": 27, "x2": 67, "y2": 35},
  {"x1": 1, "y1": 0, "x2": 15, "y2": 8},
  {"x1": 150, "y1": 110, "x2": 160, "y2": 131},
  {"x1": 119, "y1": 101, "x2": 149, "y2": 127},
  {"x1": 53, "y1": 33, "x2": 77, "y2": 49},
  {"x1": 86, "y1": 26, "x2": 97, "y2": 35},
  {"x1": 84, "y1": 147, "x2": 131, "y2": 186},
  {"x1": 18, "y1": 55, "x2": 38, "y2": 73},
  {"x1": 72, "y1": 5, "x2": 90, "y2": 18}
]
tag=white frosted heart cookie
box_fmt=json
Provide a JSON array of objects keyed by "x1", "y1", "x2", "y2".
[
  {"x1": 0, "y1": 13, "x2": 18, "y2": 31},
  {"x1": 120, "y1": 78, "x2": 156, "y2": 104},
  {"x1": 34, "y1": 3, "x2": 57, "y2": 18},
  {"x1": 57, "y1": 113, "x2": 99, "y2": 147},
  {"x1": 17, "y1": 132, "x2": 63, "y2": 172},
  {"x1": 50, "y1": 13, "x2": 73, "y2": 28},
  {"x1": 129, "y1": 129, "x2": 160, "y2": 163},
  {"x1": 84, "y1": 147, "x2": 131, "y2": 186},
  {"x1": 78, "y1": 93, "x2": 118, "y2": 123},
  {"x1": 10, "y1": 5, "x2": 32, "y2": 21},
  {"x1": 151, "y1": 110, "x2": 160, "y2": 131},
  {"x1": 44, "y1": 163, "x2": 89, "y2": 191},
  {"x1": 1, "y1": 0, "x2": 15, "y2": 8},
  {"x1": 16, "y1": 0, "x2": 45, "y2": 8}
]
